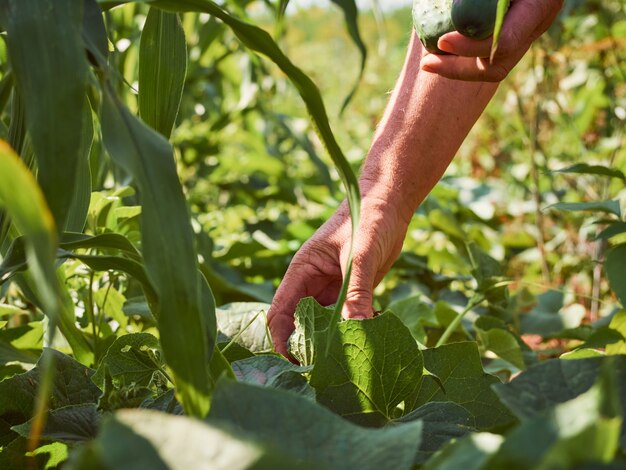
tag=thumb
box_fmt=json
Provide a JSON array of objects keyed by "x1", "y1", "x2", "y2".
[{"x1": 340, "y1": 251, "x2": 377, "y2": 320}]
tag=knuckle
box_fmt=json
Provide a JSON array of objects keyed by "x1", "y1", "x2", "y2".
[
  {"x1": 488, "y1": 63, "x2": 511, "y2": 82},
  {"x1": 345, "y1": 287, "x2": 373, "y2": 306}
]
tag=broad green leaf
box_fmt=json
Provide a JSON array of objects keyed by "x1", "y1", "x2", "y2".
[
  {"x1": 606, "y1": 311, "x2": 626, "y2": 355},
  {"x1": 0, "y1": 304, "x2": 28, "y2": 318},
  {"x1": 0, "y1": 0, "x2": 88, "y2": 230},
  {"x1": 495, "y1": 356, "x2": 626, "y2": 453},
  {"x1": 1, "y1": 321, "x2": 42, "y2": 351},
  {"x1": 99, "y1": 0, "x2": 361, "y2": 359},
  {"x1": 423, "y1": 432, "x2": 504, "y2": 470},
  {"x1": 553, "y1": 163, "x2": 626, "y2": 181},
  {"x1": 310, "y1": 312, "x2": 424, "y2": 426},
  {"x1": 140, "y1": 389, "x2": 183, "y2": 415},
  {"x1": 596, "y1": 222, "x2": 626, "y2": 240},
  {"x1": 493, "y1": 356, "x2": 605, "y2": 420},
  {"x1": 520, "y1": 290, "x2": 585, "y2": 336},
  {"x1": 490, "y1": 0, "x2": 511, "y2": 63},
  {"x1": 11, "y1": 404, "x2": 100, "y2": 445},
  {"x1": 231, "y1": 355, "x2": 314, "y2": 399},
  {"x1": 216, "y1": 302, "x2": 272, "y2": 353},
  {"x1": 606, "y1": 244, "x2": 626, "y2": 306},
  {"x1": 123, "y1": 297, "x2": 156, "y2": 324},
  {"x1": 66, "y1": 408, "x2": 298, "y2": 470},
  {"x1": 139, "y1": 8, "x2": 187, "y2": 138},
  {"x1": 329, "y1": 0, "x2": 367, "y2": 114},
  {"x1": 487, "y1": 362, "x2": 622, "y2": 469},
  {"x1": 0, "y1": 349, "x2": 100, "y2": 446},
  {"x1": 92, "y1": 333, "x2": 163, "y2": 389},
  {"x1": 575, "y1": 326, "x2": 625, "y2": 351},
  {"x1": 393, "y1": 401, "x2": 475, "y2": 465},
  {"x1": 468, "y1": 242, "x2": 503, "y2": 285},
  {"x1": 207, "y1": 379, "x2": 423, "y2": 470},
  {"x1": 0, "y1": 438, "x2": 68, "y2": 470},
  {"x1": 0, "y1": 364, "x2": 26, "y2": 381},
  {"x1": 100, "y1": 84, "x2": 211, "y2": 417},
  {"x1": 287, "y1": 297, "x2": 334, "y2": 366},
  {"x1": 94, "y1": 286, "x2": 128, "y2": 330},
  {"x1": 0, "y1": 341, "x2": 39, "y2": 365},
  {"x1": 387, "y1": 295, "x2": 437, "y2": 345},
  {"x1": 560, "y1": 348, "x2": 606, "y2": 359},
  {"x1": 547, "y1": 200, "x2": 622, "y2": 218},
  {"x1": 413, "y1": 342, "x2": 516, "y2": 430},
  {"x1": 0, "y1": 142, "x2": 91, "y2": 362},
  {"x1": 475, "y1": 316, "x2": 525, "y2": 370}
]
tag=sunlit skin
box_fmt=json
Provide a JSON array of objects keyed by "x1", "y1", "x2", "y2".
[{"x1": 268, "y1": 0, "x2": 564, "y2": 358}]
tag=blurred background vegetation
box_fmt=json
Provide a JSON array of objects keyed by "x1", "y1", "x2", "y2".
[
  {"x1": 2, "y1": 0, "x2": 625, "y2": 362},
  {"x1": 169, "y1": 0, "x2": 625, "y2": 334}
]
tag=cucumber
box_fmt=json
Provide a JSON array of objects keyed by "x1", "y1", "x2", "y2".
[
  {"x1": 451, "y1": 0, "x2": 499, "y2": 40},
  {"x1": 412, "y1": 0, "x2": 455, "y2": 54}
]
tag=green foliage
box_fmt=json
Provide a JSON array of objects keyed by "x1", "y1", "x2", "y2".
[
  {"x1": 0, "y1": 0, "x2": 624, "y2": 467},
  {"x1": 207, "y1": 379, "x2": 424, "y2": 469},
  {"x1": 311, "y1": 312, "x2": 424, "y2": 426}
]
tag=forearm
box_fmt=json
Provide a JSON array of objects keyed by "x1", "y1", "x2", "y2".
[{"x1": 360, "y1": 32, "x2": 498, "y2": 221}]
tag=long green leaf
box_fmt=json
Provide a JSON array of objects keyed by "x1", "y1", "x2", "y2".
[
  {"x1": 0, "y1": 142, "x2": 92, "y2": 363},
  {"x1": 552, "y1": 163, "x2": 626, "y2": 182},
  {"x1": 139, "y1": 8, "x2": 187, "y2": 138},
  {"x1": 0, "y1": 0, "x2": 88, "y2": 231},
  {"x1": 490, "y1": 0, "x2": 511, "y2": 63},
  {"x1": 0, "y1": 141, "x2": 92, "y2": 451},
  {"x1": 547, "y1": 201, "x2": 622, "y2": 219},
  {"x1": 329, "y1": 0, "x2": 367, "y2": 114},
  {"x1": 100, "y1": 84, "x2": 211, "y2": 418},
  {"x1": 66, "y1": 102, "x2": 94, "y2": 232},
  {"x1": 99, "y1": 0, "x2": 362, "y2": 354},
  {"x1": 606, "y1": 244, "x2": 626, "y2": 307}
]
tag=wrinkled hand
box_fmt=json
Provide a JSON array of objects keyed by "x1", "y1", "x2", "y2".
[
  {"x1": 267, "y1": 196, "x2": 411, "y2": 357},
  {"x1": 421, "y1": 0, "x2": 563, "y2": 81}
]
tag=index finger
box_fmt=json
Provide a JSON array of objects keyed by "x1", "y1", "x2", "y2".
[{"x1": 438, "y1": 0, "x2": 562, "y2": 58}]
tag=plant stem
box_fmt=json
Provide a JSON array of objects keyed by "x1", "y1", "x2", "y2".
[
  {"x1": 87, "y1": 271, "x2": 99, "y2": 361},
  {"x1": 220, "y1": 308, "x2": 265, "y2": 354},
  {"x1": 513, "y1": 51, "x2": 551, "y2": 286},
  {"x1": 436, "y1": 295, "x2": 485, "y2": 348}
]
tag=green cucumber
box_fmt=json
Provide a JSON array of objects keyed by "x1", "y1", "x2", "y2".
[
  {"x1": 412, "y1": 0, "x2": 455, "y2": 54},
  {"x1": 451, "y1": 0, "x2": 499, "y2": 40}
]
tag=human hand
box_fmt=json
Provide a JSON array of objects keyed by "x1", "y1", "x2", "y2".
[
  {"x1": 267, "y1": 195, "x2": 411, "y2": 357},
  {"x1": 421, "y1": 0, "x2": 563, "y2": 82}
]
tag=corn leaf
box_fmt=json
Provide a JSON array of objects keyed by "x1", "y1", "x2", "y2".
[
  {"x1": 66, "y1": 103, "x2": 94, "y2": 233},
  {"x1": 99, "y1": 0, "x2": 362, "y2": 355},
  {"x1": 139, "y1": 8, "x2": 187, "y2": 138},
  {"x1": 0, "y1": 142, "x2": 92, "y2": 363},
  {"x1": 0, "y1": 0, "x2": 88, "y2": 231},
  {"x1": 100, "y1": 84, "x2": 211, "y2": 418},
  {"x1": 329, "y1": 0, "x2": 367, "y2": 114},
  {"x1": 490, "y1": 0, "x2": 511, "y2": 63}
]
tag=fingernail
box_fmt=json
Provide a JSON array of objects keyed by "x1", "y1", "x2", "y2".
[
  {"x1": 438, "y1": 40, "x2": 453, "y2": 52},
  {"x1": 350, "y1": 315, "x2": 368, "y2": 320},
  {"x1": 421, "y1": 64, "x2": 434, "y2": 73}
]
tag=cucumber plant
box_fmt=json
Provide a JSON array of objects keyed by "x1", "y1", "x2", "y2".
[{"x1": 0, "y1": 1, "x2": 625, "y2": 469}]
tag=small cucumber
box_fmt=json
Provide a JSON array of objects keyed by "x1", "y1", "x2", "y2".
[
  {"x1": 451, "y1": 0, "x2": 499, "y2": 40},
  {"x1": 412, "y1": 0, "x2": 455, "y2": 54}
]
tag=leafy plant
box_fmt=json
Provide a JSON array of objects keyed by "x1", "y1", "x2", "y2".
[{"x1": 0, "y1": 0, "x2": 625, "y2": 468}]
